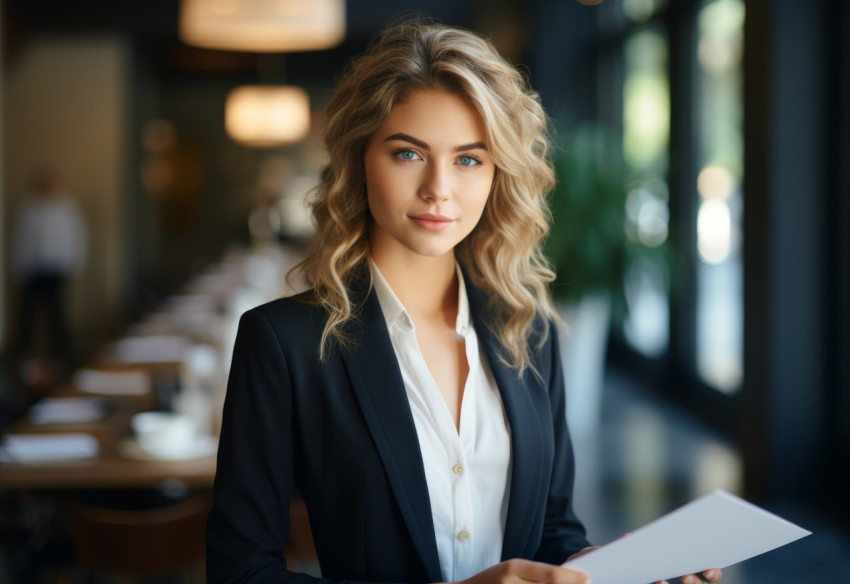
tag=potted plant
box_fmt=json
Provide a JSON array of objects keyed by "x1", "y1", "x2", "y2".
[{"x1": 545, "y1": 122, "x2": 672, "y2": 439}]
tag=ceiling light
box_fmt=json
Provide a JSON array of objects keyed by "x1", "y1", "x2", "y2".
[
  {"x1": 225, "y1": 85, "x2": 310, "y2": 147},
  {"x1": 179, "y1": 0, "x2": 346, "y2": 52}
]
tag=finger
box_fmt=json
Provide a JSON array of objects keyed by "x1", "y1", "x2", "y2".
[
  {"x1": 522, "y1": 565, "x2": 590, "y2": 584},
  {"x1": 682, "y1": 568, "x2": 723, "y2": 583},
  {"x1": 509, "y1": 561, "x2": 590, "y2": 584},
  {"x1": 566, "y1": 546, "x2": 600, "y2": 561},
  {"x1": 680, "y1": 574, "x2": 719, "y2": 584}
]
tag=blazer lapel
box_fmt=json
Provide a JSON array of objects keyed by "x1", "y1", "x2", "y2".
[
  {"x1": 340, "y1": 284, "x2": 443, "y2": 583},
  {"x1": 464, "y1": 272, "x2": 546, "y2": 561}
]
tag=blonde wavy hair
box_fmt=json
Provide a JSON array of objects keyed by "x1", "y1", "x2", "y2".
[{"x1": 294, "y1": 20, "x2": 558, "y2": 374}]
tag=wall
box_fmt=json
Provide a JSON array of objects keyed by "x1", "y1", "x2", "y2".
[
  {"x1": 3, "y1": 34, "x2": 130, "y2": 351},
  {"x1": 743, "y1": 0, "x2": 846, "y2": 508}
]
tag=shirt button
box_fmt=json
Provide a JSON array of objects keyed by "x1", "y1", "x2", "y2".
[
  {"x1": 453, "y1": 463, "x2": 464, "y2": 475},
  {"x1": 457, "y1": 529, "x2": 470, "y2": 542}
]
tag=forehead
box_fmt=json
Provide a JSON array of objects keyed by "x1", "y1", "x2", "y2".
[{"x1": 375, "y1": 89, "x2": 487, "y2": 144}]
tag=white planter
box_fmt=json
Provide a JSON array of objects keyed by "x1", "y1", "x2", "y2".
[{"x1": 557, "y1": 292, "x2": 612, "y2": 441}]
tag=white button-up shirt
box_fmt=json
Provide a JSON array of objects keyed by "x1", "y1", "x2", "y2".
[
  {"x1": 371, "y1": 263, "x2": 512, "y2": 582},
  {"x1": 12, "y1": 195, "x2": 87, "y2": 279}
]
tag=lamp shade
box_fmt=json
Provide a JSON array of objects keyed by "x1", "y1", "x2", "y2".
[
  {"x1": 179, "y1": 0, "x2": 346, "y2": 52},
  {"x1": 225, "y1": 86, "x2": 310, "y2": 147}
]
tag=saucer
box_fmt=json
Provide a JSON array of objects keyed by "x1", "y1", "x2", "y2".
[{"x1": 119, "y1": 434, "x2": 218, "y2": 461}]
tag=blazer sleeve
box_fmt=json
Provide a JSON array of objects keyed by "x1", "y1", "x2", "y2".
[
  {"x1": 206, "y1": 308, "x2": 402, "y2": 584},
  {"x1": 532, "y1": 324, "x2": 593, "y2": 564},
  {"x1": 206, "y1": 307, "x2": 302, "y2": 583}
]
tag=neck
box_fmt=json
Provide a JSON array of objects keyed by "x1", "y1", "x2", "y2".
[{"x1": 371, "y1": 248, "x2": 458, "y2": 318}]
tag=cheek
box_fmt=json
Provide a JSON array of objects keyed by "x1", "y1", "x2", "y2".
[
  {"x1": 364, "y1": 158, "x2": 387, "y2": 213},
  {"x1": 365, "y1": 187, "x2": 384, "y2": 224},
  {"x1": 366, "y1": 165, "x2": 412, "y2": 212},
  {"x1": 365, "y1": 173, "x2": 389, "y2": 210},
  {"x1": 366, "y1": 176, "x2": 402, "y2": 224},
  {"x1": 466, "y1": 173, "x2": 495, "y2": 215}
]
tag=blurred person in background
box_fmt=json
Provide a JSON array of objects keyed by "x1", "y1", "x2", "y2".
[
  {"x1": 206, "y1": 20, "x2": 721, "y2": 584},
  {"x1": 11, "y1": 166, "x2": 87, "y2": 385}
]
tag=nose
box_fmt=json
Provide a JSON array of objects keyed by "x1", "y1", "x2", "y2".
[{"x1": 419, "y1": 163, "x2": 451, "y2": 203}]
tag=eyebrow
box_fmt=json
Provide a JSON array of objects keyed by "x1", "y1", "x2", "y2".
[{"x1": 383, "y1": 133, "x2": 487, "y2": 153}]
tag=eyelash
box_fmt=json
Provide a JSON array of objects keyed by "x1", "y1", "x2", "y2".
[
  {"x1": 457, "y1": 155, "x2": 483, "y2": 167},
  {"x1": 392, "y1": 149, "x2": 483, "y2": 167},
  {"x1": 393, "y1": 149, "x2": 421, "y2": 161}
]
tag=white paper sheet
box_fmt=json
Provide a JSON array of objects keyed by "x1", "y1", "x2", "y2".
[{"x1": 562, "y1": 489, "x2": 811, "y2": 584}]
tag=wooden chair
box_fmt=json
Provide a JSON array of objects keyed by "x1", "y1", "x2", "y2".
[
  {"x1": 64, "y1": 494, "x2": 210, "y2": 583},
  {"x1": 285, "y1": 496, "x2": 319, "y2": 574}
]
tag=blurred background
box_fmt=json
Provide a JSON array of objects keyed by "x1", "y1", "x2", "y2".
[{"x1": 0, "y1": 0, "x2": 847, "y2": 582}]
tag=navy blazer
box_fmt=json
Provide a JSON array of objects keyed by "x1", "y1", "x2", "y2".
[{"x1": 206, "y1": 272, "x2": 589, "y2": 584}]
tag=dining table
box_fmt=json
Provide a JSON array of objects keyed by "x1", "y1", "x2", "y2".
[
  {"x1": 0, "y1": 361, "x2": 219, "y2": 491},
  {"x1": 0, "y1": 244, "x2": 316, "y2": 579},
  {"x1": 0, "y1": 244, "x2": 299, "y2": 491},
  {"x1": 0, "y1": 355, "x2": 320, "y2": 572}
]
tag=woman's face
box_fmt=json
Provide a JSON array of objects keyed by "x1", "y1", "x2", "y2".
[{"x1": 364, "y1": 89, "x2": 495, "y2": 260}]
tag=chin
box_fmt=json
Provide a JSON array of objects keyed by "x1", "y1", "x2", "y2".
[
  {"x1": 406, "y1": 247, "x2": 454, "y2": 259},
  {"x1": 401, "y1": 239, "x2": 458, "y2": 259}
]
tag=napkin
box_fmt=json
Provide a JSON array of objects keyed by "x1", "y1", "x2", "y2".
[
  {"x1": 73, "y1": 369, "x2": 151, "y2": 395},
  {"x1": 111, "y1": 335, "x2": 190, "y2": 363},
  {"x1": 0, "y1": 433, "x2": 100, "y2": 463},
  {"x1": 29, "y1": 397, "x2": 106, "y2": 425}
]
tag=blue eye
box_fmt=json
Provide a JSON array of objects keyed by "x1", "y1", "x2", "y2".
[
  {"x1": 395, "y1": 149, "x2": 419, "y2": 161},
  {"x1": 458, "y1": 155, "x2": 481, "y2": 167}
]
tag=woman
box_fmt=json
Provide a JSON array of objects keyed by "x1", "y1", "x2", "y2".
[{"x1": 206, "y1": 21, "x2": 722, "y2": 584}]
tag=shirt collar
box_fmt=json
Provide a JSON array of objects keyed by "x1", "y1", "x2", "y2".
[
  {"x1": 371, "y1": 260, "x2": 471, "y2": 336},
  {"x1": 371, "y1": 261, "x2": 413, "y2": 331},
  {"x1": 454, "y1": 263, "x2": 471, "y2": 335}
]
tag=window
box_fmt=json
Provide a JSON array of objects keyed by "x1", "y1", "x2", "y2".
[
  {"x1": 597, "y1": 0, "x2": 746, "y2": 406},
  {"x1": 693, "y1": 0, "x2": 745, "y2": 393},
  {"x1": 621, "y1": 24, "x2": 671, "y2": 358}
]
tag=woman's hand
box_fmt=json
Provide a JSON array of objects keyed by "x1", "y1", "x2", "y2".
[
  {"x1": 654, "y1": 567, "x2": 723, "y2": 584},
  {"x1": 459, "y1": 558, "x2": 591, "y2": 584},
  {"x1": 566, "y1": 546, "x2": 600, "y2": 562}
]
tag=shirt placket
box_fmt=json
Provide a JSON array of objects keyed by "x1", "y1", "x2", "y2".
[
  {"x1": 399, "y1": 323, "x2": 465, "y2": 578},
  {"x1": 450, "y1": 430, "x2": 473, "y2": 579},
  {"x1": 452, "y1": 327, "x2": 479, "y2": 580}
]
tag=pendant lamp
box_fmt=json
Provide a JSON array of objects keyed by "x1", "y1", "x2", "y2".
[
  {"x1": 225, "y1": 85, "x2": 310, "y2": 147},
  {"x1": 179, "y1": 0, "x2": 346, "y2": 52}
]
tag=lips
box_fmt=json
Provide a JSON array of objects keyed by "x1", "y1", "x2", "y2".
[{"x1": 408, "y1": 213, "x2": 454, "y2": 232}]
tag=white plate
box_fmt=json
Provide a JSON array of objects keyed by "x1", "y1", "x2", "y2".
[{"x1": 119, "y1": 434, "x2": 218, "y2": 461}]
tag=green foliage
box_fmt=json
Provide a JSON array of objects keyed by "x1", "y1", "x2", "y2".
[{"x1": 545, "y1": 123, "x2": 671, "y2": 315}]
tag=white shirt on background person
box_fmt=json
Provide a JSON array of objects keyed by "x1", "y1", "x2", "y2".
[{"x1": 12, "y1": 194, "x2": 87, "y2": 280}]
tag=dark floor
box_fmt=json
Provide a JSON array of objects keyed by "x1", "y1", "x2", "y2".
[
  {"x1": 2, "y1": 366, "x2": 849, "y2": 583},
  {"x1": 574, "y1": 366, "x2": 850, "y2": 584}
]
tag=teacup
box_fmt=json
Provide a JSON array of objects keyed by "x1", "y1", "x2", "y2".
[{"x1": 131, "y1": 411, "x2": 197, "y2": 458}]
